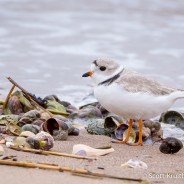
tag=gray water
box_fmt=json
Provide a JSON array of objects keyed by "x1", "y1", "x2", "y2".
[{"x1": 0, "y1": 0, "x2": 184, "y2": 105}]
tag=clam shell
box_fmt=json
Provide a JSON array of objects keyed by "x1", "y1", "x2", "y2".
[
  {"x1": 115, "y1": 124, "x2": 136, "y2": 143},
  {"x1": 121, "y1": 159, "x2": 148, "y2": 169},
  {"x1": 34, "y1": 131, "x2": 54, "y2": 150},
  {"x1": 19, "y1": 131, "x2": 35, "y2": 138},
  {"x1": 22, "y1": 124, "x2": 40, "y2": 134},
  {"x1": 159, "y1": 137, "x2": 183, "y2": 154}
]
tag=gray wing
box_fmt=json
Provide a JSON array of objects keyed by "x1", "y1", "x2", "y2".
[{"x1": 116, "y1": 69, "x2": 176, "y2": 95}]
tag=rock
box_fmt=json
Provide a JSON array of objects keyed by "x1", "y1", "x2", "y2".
[
  {"x1": 19, "y1": 131, "x2": 35, "y2": 138},
  {"x1": 159, "y1": 137, "x2": 183, "y2": 154},
  {"x1": 0, "y1": 145, "x2": 4, "y2": 156}
]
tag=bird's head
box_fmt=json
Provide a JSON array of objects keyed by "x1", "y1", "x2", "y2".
[{"x1": 82, "y1": 58, "x2": 122, "y2": 85}]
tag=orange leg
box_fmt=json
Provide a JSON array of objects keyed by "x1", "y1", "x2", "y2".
[
  {"x1": 112, "y1": 119, "x2": 133, "y2": 144},
  {"x1": 127, "y1": 119, "x2": 143, "y2": 146}
]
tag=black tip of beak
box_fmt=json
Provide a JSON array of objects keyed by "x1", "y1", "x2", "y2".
[{"x1": 82, "y1": 72, "x2": 90, "y2": 77}]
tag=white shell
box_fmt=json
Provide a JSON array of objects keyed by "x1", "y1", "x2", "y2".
[
  {"x1": 20, "y1": 131, "x2": 35, "y2": 138},
  {"x1": 6, "y1": 142, "x2": 15, "y2": 148},
  {"x1": 72, "y1": 144, "x2": 114, "y2": 157},
  {"x1": 121, "y1": 158, "x2": 148, "y2": 169}
]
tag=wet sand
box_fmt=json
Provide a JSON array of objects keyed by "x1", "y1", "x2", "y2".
[{"x1": 1, "y1": 129, "x2": 184, "y2": 184}]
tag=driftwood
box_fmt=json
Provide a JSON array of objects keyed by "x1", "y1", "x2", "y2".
[
  {"x1": 0, "y1": 159, "x2": 144, "y2": 182},
  {"x1": 10, "y1": 146, "x2": 95, "y2": 160}
]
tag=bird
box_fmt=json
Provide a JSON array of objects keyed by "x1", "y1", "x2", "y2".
[{"x1": 82, "y1": 58, "x2": 184, "y2": 146}]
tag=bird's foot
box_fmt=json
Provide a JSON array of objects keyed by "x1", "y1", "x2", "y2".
[
  {"x1": 111, "y1": 139, "x2": 127, "y2": 144},
  {"x1": 127, "y1": 141, "x2": 143, "y2": 146}
]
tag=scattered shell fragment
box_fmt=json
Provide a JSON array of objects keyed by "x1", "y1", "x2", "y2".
[
  {"x1": 72, "y1": 144, "x2": 114, "y2": 157},
  {"x1": 19, "y1": 131, "x2": 35, "y2": 138},
  {"x1": 115, "y1": 124, "x2": 136, "y2": 143},
  {"x1": 159, "y1": 137, "x2": 183, "y2": 154},
  {"x1": 121, "y1": 159, "x2": 148, "y2": 169},
  {"x1": 22, "y1": 124, "x2": 40, "y2": 134}
]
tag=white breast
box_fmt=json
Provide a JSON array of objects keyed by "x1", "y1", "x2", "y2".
[{"x1": 94, "y1": 83, "x2": 174, "y2": 120}]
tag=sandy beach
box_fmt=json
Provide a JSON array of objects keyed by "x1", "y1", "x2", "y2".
[{"x1": 1, "y1": 129, "x2": 184, "y2": 184}]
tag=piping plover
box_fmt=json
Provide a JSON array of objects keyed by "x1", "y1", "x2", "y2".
[{"x1": 82, "y1": 58, "x2": 184, "y2": 146}]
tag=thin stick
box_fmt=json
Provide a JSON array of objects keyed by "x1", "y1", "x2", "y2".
[
  {"x1": 2, "y1": 85, "x2": 15, "y2": 112},
  {"x1": 10, "y1": 146, "x2": 95, "y2": 160},
  {"x1": 0, "y1": 160, "x2": 144, "y2": 182},
  {"x1": 7, "y1": 77, "x2": 53, "y2": 117}
]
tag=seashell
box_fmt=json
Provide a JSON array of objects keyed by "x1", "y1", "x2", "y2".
[
  {"x1": 42, "y1": 118, "x2": 69, "y2": 131},
  {"x1": 78, "y1": 104, "x2": 102, "y2": 118},
  {"x1": 72, "y1": 144, "x2": 114, "y2": 157},
  {"x1": 17, "y1": 110, "x2": 41, "y2": 126},
  {"x1": 22, "y1": 124, "x2": 40, "y2": 134},
  {"x1": 33, "y1": 131, "x2": 54, "y2": 150},
  {"x1": 40, "y1": 112, "x2": 51, "y2": 121},
  {"x1": 6, "y1": 122, "x2": 22, "y2": 136},
  {"x1": 0, "y1": 145, "x2": 4, "y2": 156},
  {"x1": 115, "y1": 124, "x2": 136, "y2": 143},
  {"x1": 12, "y1": 137, "x2": 31, "y2": 148},
  {"x1": 121, "y1": 159, "x2": 148, "y2": 169},
  {"x1": 8, "y1": 95, "x2": 23, "y2": 115},
  {"x1": 104, "y1": 116, "x2": 123, "y2": 136},
  {"x1": 68, "y1": 128, "x2": 79, "y2": 136},
  {"x1": 143, "y1": 120, "x2": 161, "y2": 133},
  {"x1": 32, "y1": 119, "x2": 45, "y2": 127},
  {"x1": 19, "y1": 131, "x2": 35, "y2": 138},
  {"x1": 26, "y1": 137, "x2": 40, "y2": 149},
  {"x1": 6, "y1": 142, "x2": 14, "y2": 148},
  {"x1": 159, "y1": 110, "x2": 184, "y2": 125},
  {"x1": 21, "y1": 110, "x2": 41, "y2": 119},
  {"x1": 159, "y1": 137, "x2": 183, "y2": 154}
]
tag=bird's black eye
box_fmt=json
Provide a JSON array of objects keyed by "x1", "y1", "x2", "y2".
[{"x1": 99, "y1": 66, "x2": 106, "y2": 71}]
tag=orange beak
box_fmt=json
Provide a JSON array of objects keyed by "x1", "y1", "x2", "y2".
[{"x1": 82, "y1": 71, "x2": 93, "y2": 77}]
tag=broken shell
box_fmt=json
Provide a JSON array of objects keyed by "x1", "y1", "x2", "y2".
[
  {"x1": 22, "y1": 124, "x2": 40, "y2": 134},
  {"x1": 159, "y1": 110, "x2": 184, "y2": 125},
  {"x1": 159, "y1": 137, "x2": 183, "y2": 154},
  {"x1": 13, "y1": 137, "x2": 31, "y2": 148},
  {"x1": 19, "y1": 131, "x2": 35, "y2": 138},
  {"x1": 115, "y1": 123, "x2": 128, "y2": 140},
  {"x1": 42, "y1": 118, "x2": 69, "y2": 141},
  {"x1": 115, "y1": 124, "x2": 136, "y2": 143},
  {"x1": 72, "y1": 144, "x2": 114, "y2": 157},
  {"x1": 121, "y1": 159, "x2": 148, "y2": 169},
  {"x1": 104, "y1": 116, "x2": 123, "y2": 136},
  {"x1": 34, "y1": 131, "x2": 54, "y2": 150},
  {"x1": 8, "y1": 95, "x2": 23, "y2": 115}
]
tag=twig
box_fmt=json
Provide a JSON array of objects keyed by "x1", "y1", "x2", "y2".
[
  {"x1": 2, "y1": 85, "x2": 15, "y2": 112},
  {"x1": 10, "y1": 146, "x2": 95, "y2": 160},
  {"x1": 7, "y1": 77, "x2": 53, "y2": 117},
  {"x1": 0, "y1": 159, "x2": 144, "y2": 182}
]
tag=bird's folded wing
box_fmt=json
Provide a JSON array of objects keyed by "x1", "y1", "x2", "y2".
[{"x1": 116, "y1": 69, "x2": 176, "y2": 96}]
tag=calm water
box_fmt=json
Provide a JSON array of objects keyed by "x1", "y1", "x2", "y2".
[
  {"x1": 0, "y1": 0, "x2": 184, "y2": 107},
  {"x1": 0, "y1": 0, "x2": 184, "y2": 141}
]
